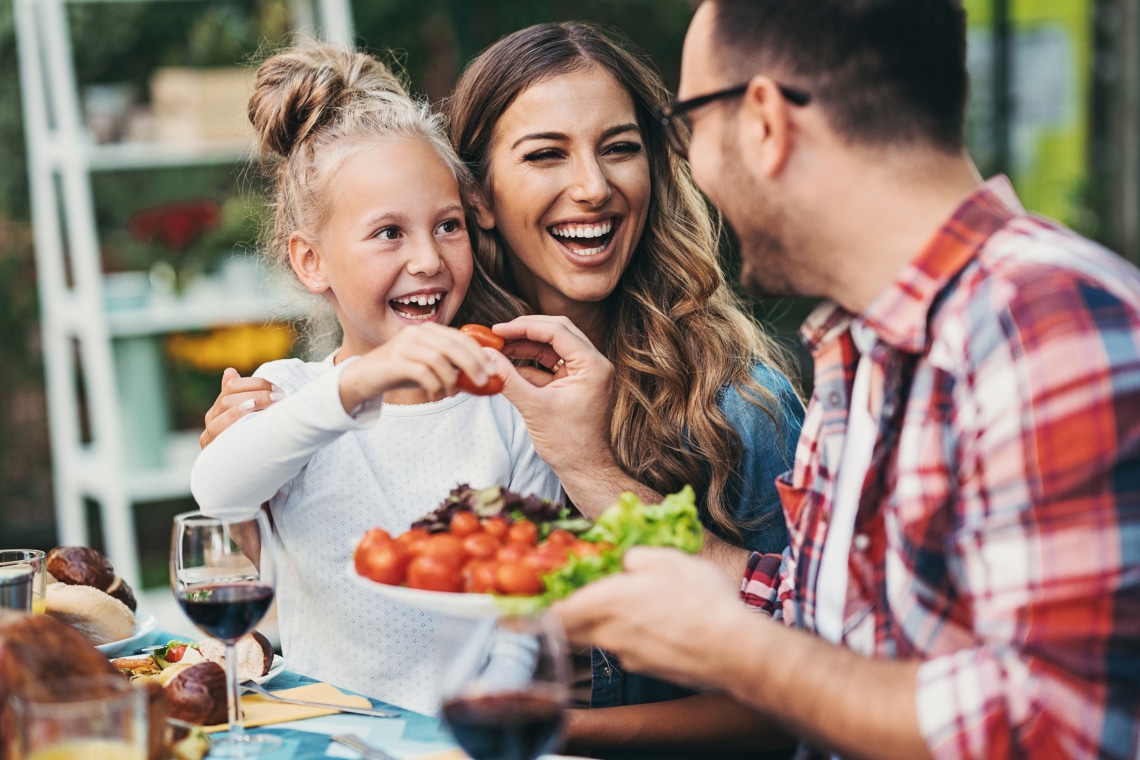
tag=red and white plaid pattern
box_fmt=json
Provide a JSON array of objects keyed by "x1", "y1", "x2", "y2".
[{"x1": 741, "y1": 176, "x2": 1140, "y2": 759}]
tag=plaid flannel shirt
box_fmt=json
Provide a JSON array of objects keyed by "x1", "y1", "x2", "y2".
[{"x1": 741, "y1": 177, "x2": 1140, "y2": 759}]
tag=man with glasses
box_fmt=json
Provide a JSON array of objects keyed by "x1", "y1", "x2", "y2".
[{"x1": 556, "y1": 1, "x2": 1140, "y2": 758}]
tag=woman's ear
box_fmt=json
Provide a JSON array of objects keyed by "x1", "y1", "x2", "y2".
[
  {"x1": 288, "y1": 233, "x2": 326, "y2": 293},
  {"x1": 470, "y1": 192, "x2": 496, "y2": 231}
]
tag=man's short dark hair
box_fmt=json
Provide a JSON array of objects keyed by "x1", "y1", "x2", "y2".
[{"x1": 707, "y1": 0, "x2": 969, "y2": 153}]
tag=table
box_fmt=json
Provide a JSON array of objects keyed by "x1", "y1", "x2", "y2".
[{"x1": 144, "y1": 628, "x2": 461, "y2": 760}]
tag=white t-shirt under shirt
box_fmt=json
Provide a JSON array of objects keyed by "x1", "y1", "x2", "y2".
[{"x1": 190, "y1": 355, "x2": 561, "y2": 714}]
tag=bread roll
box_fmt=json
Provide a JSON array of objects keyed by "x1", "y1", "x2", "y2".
[
  {"x1": 198, "y1": 630, "x2": 274, "y2": 681},
  {"x1": 46, "y1": 546, "x2": 137, "y2": 612},
  {"x1": 164, "y1": 662, "x2": 227, "y2": 726},
  {"x1": 45, "y1": 583, "x2": 135, "y2": 645}
]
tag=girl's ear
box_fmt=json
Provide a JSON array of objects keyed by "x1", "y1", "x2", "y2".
[{"x1": 289, "y1": 233, "x2": 325, "y2": 292}]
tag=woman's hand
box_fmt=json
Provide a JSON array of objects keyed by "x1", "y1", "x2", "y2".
[
  {"x1": 490, "y1": 315, "x2": 660, "y2": 515},
  {"x1": 338, "y1": 323, "x2": 498, "y2": 412},
  {"x1": 200, "y1": 368, "x2": 282, "y2": 449}
]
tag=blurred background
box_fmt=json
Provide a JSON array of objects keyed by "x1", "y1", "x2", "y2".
[{"x1": 0, "y1": 0, "x2": 1137, "y2": 615}]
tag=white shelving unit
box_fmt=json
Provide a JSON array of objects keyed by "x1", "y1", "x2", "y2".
[{"x1": 14, "y1": 0, "x2": 353, "y2": 618}]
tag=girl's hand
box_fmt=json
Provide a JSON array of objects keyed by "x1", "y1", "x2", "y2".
[
  {"x1": 200, "y1": 368, "x2": 283, "y2": 448},
  {"x1": 338, "y1": 323, "x2": 498, "y2": 411}
]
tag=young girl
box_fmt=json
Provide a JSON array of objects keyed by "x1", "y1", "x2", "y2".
[{"x1": 189, "y1": 42, "x2": 560, "y2": 714}]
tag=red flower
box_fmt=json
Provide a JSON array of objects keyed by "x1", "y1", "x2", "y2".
[{"x1": 128, "y1": 199, "x2": 222, "y2": 252}]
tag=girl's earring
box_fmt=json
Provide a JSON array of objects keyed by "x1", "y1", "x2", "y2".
[{"x1": 312, "y1": 282, "x2": 322, "y2": 290}]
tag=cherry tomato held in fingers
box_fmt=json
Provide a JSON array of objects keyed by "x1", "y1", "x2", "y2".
[
  {"x1": 407, "y1": 555, "x2": 463, "y2": 592},
  {"x1": 457, "y1": 324, "x2": 505, "y2": 396},
  {"x1": 355, "y1": 537, "x2": 411, "y2": 586}
]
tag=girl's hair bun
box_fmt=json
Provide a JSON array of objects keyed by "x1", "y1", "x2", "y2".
[{"x1": 248, "y1": 41, "x2": 409, "y2": 158}]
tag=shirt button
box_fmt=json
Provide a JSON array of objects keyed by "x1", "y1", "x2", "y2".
[
  {"x1": 853, "y1": 534, "x2": 870, "y2": 551},
  {"x1": 602, "y1": 666, "x2": 613, "y2": 677}
]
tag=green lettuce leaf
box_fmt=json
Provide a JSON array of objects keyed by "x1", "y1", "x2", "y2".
[{"x1": 495, "y1": 486, "x2": 702, "y2": 611}]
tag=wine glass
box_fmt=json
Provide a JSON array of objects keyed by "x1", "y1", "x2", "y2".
[
  {"x1": 170, "y1": 510, "x2": 279, "y2": 757},
  {"x1": 438, "y1": 614, "x2": 570, "y2": 760}
]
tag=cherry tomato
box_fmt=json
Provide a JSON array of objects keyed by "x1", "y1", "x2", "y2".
[
  {"x1": 495, "y1": 563, "x2": 544, "y2": 595},
  {"x1": 570, "y1": 539, "x2": 604, "y2": 558},
  {"x1": 482, "y1": 517, "x2": 509, "y2": 540},
  {"x1": 462, "y1": 532, "x2": 501, "y2": 560},
  {"x1": 496, "y1": 542, "x2": 533, "y2": 564},
  {"x1": 355, "y1": 538, "x2": 411, "y2": 586},
  {"x1": 165, "y1": 644, "x2": 188, "y2": 663},
  {"x1": 523, "y1": 543, "x2": 571, "y2": 574},
  {"x1": 457, "y1": 325, "x2": 505, "y2": 396},
  {"x1": 462, "y1": 560, "x2": 498, "y2": 593},
  {"x1": 546, "y1": 529, "x2": 576, "y2": 548},
  {"x1": 406, "y1": 555, "x2": 463, "y2": 592},
  {"x1": 507, "y1": 520, "x2": 539, "y2": 546},
  {"x1": 396, "y1": 528, "x2": 431, "y2": 555},
  {"x1": 460, "y1": 324, "x2": 505, "y2": 351},
  {"x1": 358, "y1": 528, "x2": 393, "y2": 549},
  {"x1": 449, "y1": 511, "x2": 481, "y2": 538},
  {"x1": 419, "y1": 533, "x2": 468, "y2": 566}
]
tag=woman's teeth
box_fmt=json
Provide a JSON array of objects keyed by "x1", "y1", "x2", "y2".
[{"x1": 549, "y1": 220, "x2": 614, "y2": 256}]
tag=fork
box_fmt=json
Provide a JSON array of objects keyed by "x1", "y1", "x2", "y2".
[{"x1": 239, "y1": 679, "x2": 401, "y2": 719}]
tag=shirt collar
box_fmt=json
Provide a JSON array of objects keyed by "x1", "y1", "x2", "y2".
[{"x1": 800, "y1": 175, "x2": 1024, "y2": 354}]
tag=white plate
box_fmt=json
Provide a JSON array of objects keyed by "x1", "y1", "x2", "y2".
[
  {"x1": 257, "y1": 654, "x2": 285, "y2": 685},
  {"x1": 348, "y1": 562, "x2": 501, "y2": 618},
  {"x1": 95, "y1": 611, "x2": 158, "y2": 656}
]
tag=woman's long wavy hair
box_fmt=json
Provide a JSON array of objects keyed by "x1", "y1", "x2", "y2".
[{"x1": 445, "y1": 22, "x2": 797, "y2": 542}]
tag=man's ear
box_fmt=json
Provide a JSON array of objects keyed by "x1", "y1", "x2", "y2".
[
  {"x1": 288, "y1": 233, "x2": 325, "y2": 292},
  {"x1": 739, "y1": 75, "x2": 793, "y2": 179}
]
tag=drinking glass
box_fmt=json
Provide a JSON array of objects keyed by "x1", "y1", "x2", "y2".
[
  {"x1": 0, "y1": 549, "x2": 47, "y2": 614},
  {"x1": 439, "y1": 614, "x2": 570, "y2": 760},
  {"x1": 170, "y1": 510, "x2": 279, "y2": 757},
  {"x1": 9, "y1": 674, "x2": 147, "y2": 760}
]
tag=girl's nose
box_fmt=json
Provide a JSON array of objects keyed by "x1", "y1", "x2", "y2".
[
  {"x1": 406, "y1": 236, "x2": 445, "y2": 276},
  {"x1": 569, "y1": 157, "x2": 612, "y2": 207}
]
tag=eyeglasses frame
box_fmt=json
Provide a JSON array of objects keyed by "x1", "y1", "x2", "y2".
[{"x1": 656, "y1": 81, "x2": 812, "y2": 157}]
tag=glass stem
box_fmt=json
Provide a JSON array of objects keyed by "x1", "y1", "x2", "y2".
[{"x1": 225, "y1": 640, "x2": 245, "y2": 740}]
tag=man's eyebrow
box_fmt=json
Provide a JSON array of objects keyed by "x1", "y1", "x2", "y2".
[{"x1": 511, "y1": 123, "x2": 642, "y2": 150}]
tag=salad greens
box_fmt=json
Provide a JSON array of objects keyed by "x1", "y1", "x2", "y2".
[{"x1": 495, "y1": 486, "x2": 703, "y2": 615}]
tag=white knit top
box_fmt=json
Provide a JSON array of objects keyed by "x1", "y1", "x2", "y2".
[{"x1": 190, "y1": 356, "x2": 561, "y2": 713}]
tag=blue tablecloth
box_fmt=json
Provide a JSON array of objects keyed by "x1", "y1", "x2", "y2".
[{"x1": 141, "y1": 629, "x2": 460, "y2": 760}]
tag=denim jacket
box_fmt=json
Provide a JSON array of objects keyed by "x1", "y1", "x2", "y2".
[{"x1": 590, "y1": 360, "x2": 804, "y2": 711}]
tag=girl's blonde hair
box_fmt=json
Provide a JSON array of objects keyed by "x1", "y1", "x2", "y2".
[
  {"x1": 248, "y1": 41, "x2": 485, "y2": 345},
  {"x1": 446, "y1": 23, "x2": 800, "y2": 542}
]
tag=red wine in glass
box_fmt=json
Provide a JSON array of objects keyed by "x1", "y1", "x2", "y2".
[
  {"x1": 442, "y1": 691, "x2": 563, "y2": 760},
  {"x1": 176, "y1": 582, "x2": 274, "y2": 641},
  {"x1": 438, "y1": 614, "x2": 570, "y2": 760},
  {"x1": 171, "y1": 509, "x2": 279, "y2": 758}
]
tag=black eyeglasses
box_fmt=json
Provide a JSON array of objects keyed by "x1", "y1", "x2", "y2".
[{"x1": 656, "y1": 82, "x2": 811, "y2": 158}]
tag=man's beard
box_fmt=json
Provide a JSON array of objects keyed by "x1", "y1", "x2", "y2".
[{"x1": 736, "y1": 222, "x2": 799, "y2": 298}]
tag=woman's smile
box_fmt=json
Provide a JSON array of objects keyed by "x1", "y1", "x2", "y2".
[{"x1": 481, "y1": 66, "x2": 651, "y2": 318}]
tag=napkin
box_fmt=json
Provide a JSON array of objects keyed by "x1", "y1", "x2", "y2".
[{"x1": 201, "y1": 682, "x2": 374, "y2": 733}]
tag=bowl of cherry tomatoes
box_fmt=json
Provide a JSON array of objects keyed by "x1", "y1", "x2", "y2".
[{"x1": 350, "y1": 511, "x2": 608, "y2": 617}]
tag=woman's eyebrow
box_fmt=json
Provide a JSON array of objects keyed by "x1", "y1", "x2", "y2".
[{"x1": 511, "y1": 123, "x2": 641, "y2": 150}]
